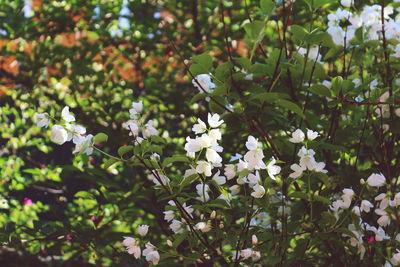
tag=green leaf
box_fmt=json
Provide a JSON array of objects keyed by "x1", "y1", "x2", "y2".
[
  {"x1": 331, "y1": 76, "x2": 343, "y2": 95},
  {"x1": 162, "y1": 155, "x2": 190, "y2": 167},
  {"x1": 118, "y1": 145, "x2": 133, "y2": 157},
  {"x1": 308, "y1": 84, "x2": 331, "y2": 97},
  {"x1": 179, "y1": 174, "x2": 199, "y2": 189},
  {"x1": 235, "y1": 57, "x2": 251, "y2": 70},
  {"x1": 103, "y1": 158, "x2": 119, "y2": 169},
  {"x1": 250, "y1": 92, "x2": 290, "y2": 103},
  {"x1": 313, "y1": 195, "x2": 331, "y2": 205},
  {"x1": 290, "y1": 25, "x2": 309, "y2": 43},
  {"x1": 215, "y1": 62, "x2": 233, "y2": 81},
  {"x1": 260, "y1": 0, "x2": 274, "y2": 15},
  {"x1": 192, "y1": 53, "x2": 213, "y2": 72},
  {"x1": 151, "y1": 135, "x2": 165, "y2": 144},
  {"x1": 274, "y1": 99, "x2": 305, "y2": 118},
  {"x1": 244, "y1": 20, "x2": 265, "y2": 40},
  {"x1": 93, "y1": 133, "x2": 108, "y2": 143}
]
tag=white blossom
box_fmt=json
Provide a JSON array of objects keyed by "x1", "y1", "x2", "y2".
[
  {"x1": 192, "y1": 118, "x2": 207, "y2": 134},
  {"x1": 289, "y1": 129, "x2": 305, "y2": 143},
  {"x1": 306, "y1": 129, "x2": 320, "y2": 141},
  {"x1": 251, "y1": 184, "x2": 265, "y2": 198},
  {"x1": 61, "y1": 106, "x2": 75, "y2": 122},
  {"x1": 208, "y1": 113, "x2": 223, "y2": 128},
  {"x1": 73, "y1": 134, "x2": 93, "y2": 155},
  {"x1": 192, "y1": 74, "x2": 216, "y2": 93},
  {"x1": 36, "y1": 113, "x2": 50, "y2": 128},
  {"x1": 142, "y1": 242, "x2": 160, "y2": 265},
  {"x1": 122, "y1": 237, "x2": 141, "y2": 259},
  {"x1": 366, "y1": 173, "x2": 386, "y2": 187},
  {"x1": 266, "y1": 157, "x2": 281, "y2": 180},
  {"x1": 138, "y1": 225, "x2": 149, "y2": 237},
  {"x1": 50, "y1": 125, "x2": 68, "y2": 145}
]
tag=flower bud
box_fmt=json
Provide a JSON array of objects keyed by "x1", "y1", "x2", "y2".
[
  {"x1": 252, "y1": 234, "x2": 258, "y2": 246},
  {"x1": 167, "y1": 239, "x2": 173, "y2": 247},
  {"x1": 138, "y1": 225, "x2": 149, "y2": 237},
  {"x1": 210, "y1": 210, "x2": 216, "y2": 219}
]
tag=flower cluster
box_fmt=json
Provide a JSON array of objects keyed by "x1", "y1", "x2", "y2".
[
  {"x1": 123, "y1": 100, "x2": 158, "y2": 143},
  {"x1": 36, "y1": 106, "x2": 93, "y2": 155},
  {"x1": 327, "y1": 4, "x2": 400, "y2": 50},
  {"x1": 288, "y1": 129, "x2": 326, "y2": 178},
  {"x1": 122, "y1": 225, "x2": 160, "y2": 265}
]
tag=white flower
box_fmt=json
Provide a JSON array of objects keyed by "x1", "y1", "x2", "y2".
[
  {"x1": 138, "y1": 225, "x2": 149, "y2": 237},
  {"x1": 196, "y1": 183, "x2": 210, "y2": 202},
  {"x1": 306, "y1": 129, "x2": 319, "y2": 141},
  {"x1": 252, "y1": 235, "x2": 258, "y2": 245},
  {"x1": 66, "y1": 123, "x2": 86, "y2": 144},
  {"x1": 375, "y1": 209, "x2": 390, "y2": 227},
  {"x1": 396, "y1": 233, "x2": 400, "y2": 242},
  {"x1": 342, "y1": 188, "x2": 354, "y2": 198},
  {"x1": 196, "y1": 161, "x2": 212, "y2": 177},
  {"x1": 366, "y1": 173, "x2": 386, "y2": 187},
  {"x1": 131, "y1": 100, "x2": 143, "y2": 113},
  {"x1": 360, "y1": 200, "x2": 373, "y2": 213},
  {"x1": 230, "y1": 153, "x2": 242, "y2": 162},
  {"x1": 142, "y1": 242, "x2": 160, "y2": 265},
  {"x1": 245, "y1": 136, "x2": 259, "y2": 150},
  {"x1": 237, "y1": 159, "x2": 248, "y2": 172},
  {"x1": 246, "y1": 171, "x2": 261, "y2": 186},
  {"x1": 122, "y1": 237, "x2": 141, "y2": 259},
  {"x1": 375, "y1": 227, "x2": 390, "y2": 241},
  {"x1": 244, "y1": 149, "x2": 266, "y2": 170},
  {"x1": 266, "y1": 157, "x2": 281, "y2": 180},
  {"x1": 192, "y1": 118, "x2": 207, "y2": 134},
  {"x1": 298, "y1": 46, "x2": 321, "y2": 62},
  {"x1": 229, "y1": 185, "x2": 240, "y2": 195},
  {"x1": 192, "y1": 74, "x2": 216, "y2": 93},
  {"x1": 73, "y1": 134, "x2": 93, "y2": 155},
  {"x1": 206, "y1": 148, "x2": 222, "y2": 165},
  {"x1": 352, "y1": 206, "x2": 361, "y2": 216},
  {"x1": 289, "y1": 129, "x2": 305, "y2": 143},
  {"x1": 208, "y1": 113, "x2": 223, "y2": 128},
  {"x1": 391, "y1": 250, "x2": 400, "y2": 265},
  {"x1": 340, "y1": 0, "x2": 353, "y2": 7},
  {"x1": 209, "y1": 129, "x2": 222, "y2": 143},
  {"x1": 251, "y1": 184, "x2": 265, "y2": 198},
  {"x1": 163, "y1": 210, "x2": 174, "y2": 222},
  {"x1": 143, "y1": 120, "x2": 158, "y2": 138},
  {"x1": 125, "y1": 121, "x2": 139, "y2": 136},
  {"x1": 224, "y1": 164, "x2": 236, "y2": 180},
  {"x1": 36, "y1": 113, "x2": 50, "y2": 128},
  {"x1": 289, "y1": 163, "x2": 306, "y2": 178},
  {"x1": 212, "y1": 170, "x2": 226, "y2": 185},
  {"x1": 50, "y1": 125, "x2": 68, "y2": 145},
  {"x1": 240, "y1": 248, "x2": 253, "y2": 259},
  {"x1": 61, "y1": 106, "x2": 75, "y2": 122},
  {"x1": 195, "y1": 221, "x2": 212, "y2": 232},
  {"x1": 170, "y1": 220, "x2": 184, "y2": 233}
]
